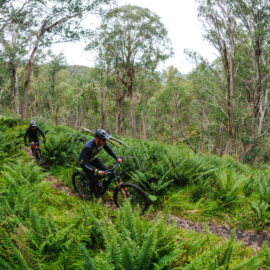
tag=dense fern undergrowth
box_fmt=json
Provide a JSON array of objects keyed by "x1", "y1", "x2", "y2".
[{"x1": 0, "y1": 115, "x2": 270, "y2": 269}]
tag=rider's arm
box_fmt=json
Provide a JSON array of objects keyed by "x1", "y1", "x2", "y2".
[
  {"x1": 84, "y1": 162, "x2": 97, "y2": 171},
  {"x1": 37, "y1": 127, "x2": 46, "y2": 140},
  {"x1": 104, "y1": 143, "x2": 117, "y2": 160}
]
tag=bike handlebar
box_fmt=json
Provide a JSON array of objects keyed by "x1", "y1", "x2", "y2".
[
  {"x1": 25, "y1": 140, "x2": 45, "y2": 146},
  {"x1": 105, "y1": 163, "x2": 121, "y2": 175}
]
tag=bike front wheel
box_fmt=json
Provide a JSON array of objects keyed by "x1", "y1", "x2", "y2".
[
  {"x1": 72, "y1": 171, "x2": 93, "y2": 200},
  {"x1": 113, "y1": 183, "x2": 150, "y2": 214}
]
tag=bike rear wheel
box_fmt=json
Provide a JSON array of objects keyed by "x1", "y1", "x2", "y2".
[
  {"x1": 35, "y1": 151, "x2": 41, "y2": 161},
  {"x1": 72, "y1": 171, "x2": 93, "y2": 200},
  {"x1": 113, "y1": 183, "x2": 150, "y2": 214}
]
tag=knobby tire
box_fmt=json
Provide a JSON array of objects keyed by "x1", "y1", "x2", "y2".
[
  {"x1": 113, "y1": 182, "x2": 150, "y2": 214},
  {"x1": 72, "y1": 171, "x2": 93, "y2": 200}
]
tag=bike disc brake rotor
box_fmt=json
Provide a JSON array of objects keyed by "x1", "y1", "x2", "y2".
[{"x1": 119, "y1": 186, "x2": 147, "y2": 211}]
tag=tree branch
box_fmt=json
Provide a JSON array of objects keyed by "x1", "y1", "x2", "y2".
[{"x1": 82, "y1": 127, "x2": 129, "y2": 147}]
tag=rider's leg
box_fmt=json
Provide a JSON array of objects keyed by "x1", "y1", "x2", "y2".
[
  {"x1": 90, "y1": 158, "x2": 107, "y2": 171},
  {"x1": 30, "y1": 141, "x2": 35, "y2": 155},
  {"x1": 80, "y1": 162, "x2": 99, "y2": 191},
  {"x1": 30, "y1": 140, "x2": 39, "y2": 155},
  {"x1": 90, "y1": 158, "x2": 109, "y2": 187}
]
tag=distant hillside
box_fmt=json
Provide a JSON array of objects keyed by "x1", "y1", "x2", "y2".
[{"x1": 65, "y1": 65, "x2": 92, "y2": 77}]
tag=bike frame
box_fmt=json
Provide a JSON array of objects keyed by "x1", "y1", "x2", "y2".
[
  {"x1": 28, "y1": 140, "x2": 45, "y2": 161},
  {"x1": 94, "y1": 163, "x2": 127, "y2": 197}
]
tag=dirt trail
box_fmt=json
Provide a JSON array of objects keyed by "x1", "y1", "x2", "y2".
[
  {"x1": 46, "y1": 174, "x2": 270, "y2": 251},
  {"x1": 168, "y1": 215, "x2": 270, "y2": 251},
  {"x1": 25, "y1": 148, "x2": 270, "y2": 251}
]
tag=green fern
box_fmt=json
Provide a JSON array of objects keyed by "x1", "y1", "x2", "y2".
[
  {"x1": 0, "y1": 229, "x2": 30, "y2": 270},
  {"x1": 218, "y1": 231, "x2": 235, "y2": 269},
  {"x1": 211, "y1": 170, "x2": 245, "y2": 208},
  {"x1": 0, "y1": 257, "x2": 13, "y2": 270},
  {"x1": 103, "y1": 202, "x2": 182, "y2": 270},
  {"x1": 106, "y1": 231, "x2": 122, "y2": 270},
  {"x1": 78, "y1": 243, "x2": 97, "y2": 270},
  {"x1": 258, "y1": 177, "x2": 270, "y2": 204},
  {"x1": 153, "y1": 248, "x2": 183, "y2": 269},
  {"x1": 136, "y1": 230, "x2": 155, "y2": 270},
  {"x1": 29, "y1": 208, "x2": 46, "y2": 247},
  {"x1": 120, "y1": 202, "x2": 138, "y2": 242},
  {"x1": 230, "y1": 257, "x2": 258, "y2": 270},
  {"x1": 250, "y1": 200, "x2": 270, "y2": 229},
  {"x1": 120, "y1": 243, "x2": 136, "y2": 270}
]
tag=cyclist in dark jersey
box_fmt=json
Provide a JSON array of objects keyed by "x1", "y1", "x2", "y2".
[
  {"x1": 78, "y1": 129, "x2": 122, "y2": 190},
  {"x1": 24, "y1": 120, "x2": 46, "y2": 155}
]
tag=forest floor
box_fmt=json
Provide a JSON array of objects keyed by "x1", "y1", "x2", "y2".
[{"x1": 25, "y1": 148, "x2": 270, "y2": 251}]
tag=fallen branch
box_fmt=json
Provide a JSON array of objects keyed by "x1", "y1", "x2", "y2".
[
  {"x1": 180, "y1": 124, "x2": 197, "y2": 154},
  {"x1": 82, "y1": 127, "x2": 129, "y2": 148}
]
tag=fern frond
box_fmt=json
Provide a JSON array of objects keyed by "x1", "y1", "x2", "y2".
[
  {"x1": 230, "y1": 256, "x2": 258, "y2": 270},
  {"x1": 120, "y1": 202, "x2": 137, "y2": 243},
  {"x1": 154, "y1": 247, "x2": 183, "y2": 269},
  {"x1": 0, "y1": 257, "x2": 13, "y2": 270},
  {"x1": 136, "y1": 230, "x2": 155, "y2": 270},
  {"x1": 78, "y1": 243, "x2": 97, "y2": 270},
  {"x1": 0, "y1": 229, "x2": 30, "y2": 269},
  {"x1": 120, "y1": 243, "x2": 136, "y2": 270},
  {"x1": 219, "y1": 231, "x2": 235, "y2": 268}
]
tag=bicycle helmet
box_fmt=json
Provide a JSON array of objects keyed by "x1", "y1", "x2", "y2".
[
  {"x1": 30, "y1": 120, "x2": 36, "y2": 127},
  {"x1": 95, "y1": 129, "x2": 111, "y2": 140}
]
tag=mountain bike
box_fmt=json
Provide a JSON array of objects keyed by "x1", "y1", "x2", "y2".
[
  {"x1": 26, "y1": 140, "x2": 45, "y2": 163},
  {"x1": 72, "y1": 163, "x2": 151, "y2": 213}
]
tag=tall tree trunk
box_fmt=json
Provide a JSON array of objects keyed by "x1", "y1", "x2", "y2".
[
  {"x1": 75, "y1": 98, "x2": 79, "y2": 129},
  {"x1": 21, "y1": 33, "x2": 43, "y2": 120},
  {"x1": 199, "y1": 104, "x2": 207, "y2": 151},
  {"x1": 163, "y1": 120, "x2": 167, "y2": 143},
  {"x1": 224, "y1": 40, "x2": 234, "y2": 155},
  {"x1": 258, "y1": 86, "x2": 268, "y2": 134},
  {"x1": 170, "y1": 103, "x2": 177, "y2": 145},
  {"x1": 129, "y1": 87, "x2": 136, "y2": 137},
  {"x1": 140, "y1": 111, "x2": 146, "y2": 140},
  {"x1": 100, "y1": 87, "x2": 105, "y2": 129},
  {"x1": 12, "y1": 64, "x2": 20, "y2": 115},
  {"x1": 223, "y1": 14, "x2": 235, "y2": 155},
  {"x1": 115, "y1": 72, "x2": 121, "y2": 135}
]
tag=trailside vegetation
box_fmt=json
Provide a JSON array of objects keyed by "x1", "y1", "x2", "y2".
[{"x1": 0, "y1": 116, "x2": 269, "y2": 269}]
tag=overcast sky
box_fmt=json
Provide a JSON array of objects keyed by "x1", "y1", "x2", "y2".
[{"x1": 51, "y1": 0, "x2": 217, "y2": 74}]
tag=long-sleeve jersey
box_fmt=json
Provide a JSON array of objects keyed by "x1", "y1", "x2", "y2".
[
  {"x1": 78, "y1": 138, "x2": 117, "y2": 166},
  {"x1": 24, "y1": 126, "x2": 45, "y2": 144}
]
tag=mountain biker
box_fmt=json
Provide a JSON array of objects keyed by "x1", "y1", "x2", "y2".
[
  {"x1": 78, "y1": 129, "x2": 122, "y2": 192},
  {"x1": 24, "y1": 120, "x2": 46, "y2": 155}
]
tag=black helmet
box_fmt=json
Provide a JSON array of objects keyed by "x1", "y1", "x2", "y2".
[
  {"x1": 95, "y1": 129, "x2": 111, "y2": 140},
  {"x1": 30, "y1": 120, "x2": 36, "y2": 127}
]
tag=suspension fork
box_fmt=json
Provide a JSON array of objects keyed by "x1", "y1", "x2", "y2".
[{"x1": 115, "y1": 180, "x2": 128, "y2": 198}]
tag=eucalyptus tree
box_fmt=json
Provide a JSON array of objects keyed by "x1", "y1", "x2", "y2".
[
  {"x1": 87, "y1": 5, "x2": 173, "y2": 137},
  {"x1": 0, "y1": 0, "x2": 36, "y2": 114},
  {"x1": 46, "y1": 52, "x2": 66, "y2": 117},
  {"x1": 148, "y1": 67, "x2": 189, "y2": 144},
  {"x1": 234, "y1": 0, "x2": 270, "y2": 136},
  {"x1": 20, "y1": 0, "x2": 112, "y2": 120},
  {"x1": 0, "y1": 0, "x2": 32, "y2": 32},
  {"x1": 197, "y1": 0, "x2": 237, "y2": 155},
  {"x1": 0, "y1": 22, "x2": 31, "y2": 114},
  {"x1": 135, "y1": 69, "x2": 160, "y2": 140}
]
